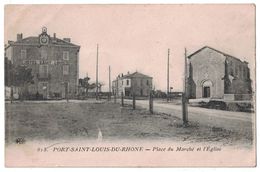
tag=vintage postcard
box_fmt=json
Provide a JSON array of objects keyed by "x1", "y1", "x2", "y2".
[{"x1": 4, "y1": 4, "x2": 256, "y2": 167}]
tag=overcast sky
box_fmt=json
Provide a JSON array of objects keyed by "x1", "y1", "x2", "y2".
[{"x1": 5, "y1": 4, "x2": 255, "y2": 91}]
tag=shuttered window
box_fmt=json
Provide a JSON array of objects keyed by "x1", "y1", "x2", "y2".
[
  {"x1": 21, "y1": 49, "x2": 26, "y2": 59},
  {"x1": 41, "y1": 49, "x2": 48, "y2": 59},
  {"x1": 63, "y1": 51, "x2": 69, "y2": 60},
  {"x1": 63, "y1": 65, "x2": 69, "y2": 75},
  {"x1": 39, "y1": 65, "x2": 48, "y2": 78}
]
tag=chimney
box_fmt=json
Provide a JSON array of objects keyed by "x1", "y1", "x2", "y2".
[
  {"x1": 121, "y1": 73, "x2": 124, "y2": 77},
  {"x1": 63, "y1": 38, "x2": 71, "y2": 43},
  {"x1": 53, "y1": 33, "x2": 57, "y2": 43},
  {"x1": 8, "y1": 40, "x2": 14, "y2": 45},
  {"x1": 17, "y1": 33, "x2": 23, "y2": 41},
  {"x1": 127, "y1": 71, "x2": 130, "y2": 75}
]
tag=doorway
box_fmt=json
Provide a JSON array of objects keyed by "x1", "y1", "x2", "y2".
[
  {"x1": 202, "y1": 80, "x2": 213, "y2": 98},
  {"x1": 125, "y1": 89, "x2": 130, "y2": 96},
  {"x1": 38, "y1": 82, "x2": 48, "y2": 99},
  {"x1": 140, "y1": 89, "x2": 143, "y2": 96},
  {"x1": 203, "y1": 86, "x2": 210, "y2": 98}
]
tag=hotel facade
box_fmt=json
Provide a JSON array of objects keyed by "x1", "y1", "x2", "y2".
[{"x1": 5, "y1": 27, "x2": 80, "y2": 99}]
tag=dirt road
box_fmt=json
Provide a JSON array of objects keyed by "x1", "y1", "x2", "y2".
[{"x1": 124, "y1": 99, "x2": 254, "y2": 137}]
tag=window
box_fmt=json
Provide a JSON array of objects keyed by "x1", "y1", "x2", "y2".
[
  {"x1": 63, "y1": 51, "x2": 69, "y2": 60},
  {"x1": 39, "y1": 65, "x2": 48, "y2": 78},
  {"x1": 41, "y1": 49, "x2": 48, "y2": 59},
  {"x1": 146, "y1": 80, "x2": 149, "y2": 86},
  {"x1": 235, "y1": 66, "x2": 238, "y2": 76},
  {"x1": 21, "y1": 49, "x2": 26, "y2": 59},
  {"x1": 126, "y1": 80, "x2": 129, "y2": 86},
  {"x1": 63, "y1": 65, "x2": 69, "y2": 75},
  {"x1": 122, "y1": 80, "x2": 123, "y2": 85}
]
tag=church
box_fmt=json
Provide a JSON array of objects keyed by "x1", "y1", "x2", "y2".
[{"x1": 187, "y1": 46, "x2": 252, "y2": 100}]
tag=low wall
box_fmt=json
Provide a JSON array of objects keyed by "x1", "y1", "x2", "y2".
[
  {"x1": 224, "y1": 94, "x2": 252, "y2": 101},
  {"x1": 234, "y1": 94, "x2": 252, "y2": 101}
]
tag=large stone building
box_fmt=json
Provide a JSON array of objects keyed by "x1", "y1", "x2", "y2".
[
  {"x1": 112, "y1": 72, "x2": 153, "y2": 97},
  {"x1": 5, "y1": 27, "x2": 80, "y2": 99},
  {"x1": 187, "y1": 46, "x2": 252, "y2": 100}
]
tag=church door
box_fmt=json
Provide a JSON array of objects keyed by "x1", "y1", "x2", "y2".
[{"x1": 203, "y1": 86, "x2": 210, "y2": 98}]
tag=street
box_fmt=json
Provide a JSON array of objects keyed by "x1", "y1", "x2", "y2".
[{"x1": 124, "y1": 99, "x2": 254, "y2": 137}]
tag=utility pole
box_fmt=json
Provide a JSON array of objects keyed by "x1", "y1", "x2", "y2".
[
  {"x1": 182, "y1": 48, "x2": 188, "y2": 125},
  {"x1": 121, "y1": 92, "x2": 124, "y2": 107},
  {"x1": 114, "y1": 76, "x2": 118, "y2": 103},
  {"x1": 66, "y1": 83, "x2": 69, "y2": 103},
  {"x1": 133, "y1": 93, "x2": 136, "y2": 110},
  {"x1": 167, "y1": 48, "x2": 170, "y2": 102},
  {"x1": 85, "y1": 72, "x2": 88, "y2": 98},
  {"x1": 96, "y1": 44, "x2": 99, "y2": 100},
  {"x1": 108, "y1": 65, "x2": 111, "y2": 101},
  {"x1": 149, "y1": 91, "x2": 153, "y2": 114}
]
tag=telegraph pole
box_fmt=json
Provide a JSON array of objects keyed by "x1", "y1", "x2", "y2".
[
  {"x1": 86, "y1": 72, "x2": 88, "y2": 98},
  {"x1": 108, "y1": 65, "x2": 111, "y2": 101},
  {"x1": 167, "y1": 49, "x2": 170, "y2": 102},
  {"x1": 96, "y1": 44, "x2": 99, "y2": 100},
  {"x1": 182, "y1": 48, "x2": 188, "y2": 125}
]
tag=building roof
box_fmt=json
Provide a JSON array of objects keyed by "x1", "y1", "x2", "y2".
[
  {"x1": 187, "y1": 46, "x2": 246, "y2": 63},
  {"x1": 6, "y1": 36, "x2": 80, "y2": 48},
  {"x1": 121, "y1": 72, "x2": 152, "y2": 79}
]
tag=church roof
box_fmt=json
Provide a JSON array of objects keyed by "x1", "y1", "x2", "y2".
[{"x1": 187, "y1": 46, "x2": 246, "y2": 63}]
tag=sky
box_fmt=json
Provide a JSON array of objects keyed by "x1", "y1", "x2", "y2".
[{"x1": 4, "y1": 4, "x2": 255, "y2": 92}]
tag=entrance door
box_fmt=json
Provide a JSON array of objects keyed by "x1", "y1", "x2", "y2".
[
  {"x1": 203, "y1": 86, "x2": 210, "y2": 98},
  {"x1": 202, "y1": 80, "x2": 213, "y2": 98},
  {"x1": 38, "y1": 82, "x2": 48, "y2": 99},
  {"x1": 125, "y1": 90, "x2": 130, "y2": 96}
]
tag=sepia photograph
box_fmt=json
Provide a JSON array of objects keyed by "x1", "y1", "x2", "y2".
[{"x1": 3, "y1": 4, "x2": 256, "y2": 167}]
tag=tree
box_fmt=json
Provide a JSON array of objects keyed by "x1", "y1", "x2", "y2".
[
  {"x1": 79, "y1": 76, "x2": 90, "y2": 97},
  {"x1": 12, "y1": 65, "x2": 34, "y2": 87},
  {"x1": 5, "y1": 61, "x2": 34, "y2": 101},
  {"x1": 4, "y1": 57, "x2": 12, "y2": 87},
  {"x1": 88, "y1": 82, "x2": 104, "y2": 93}
]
